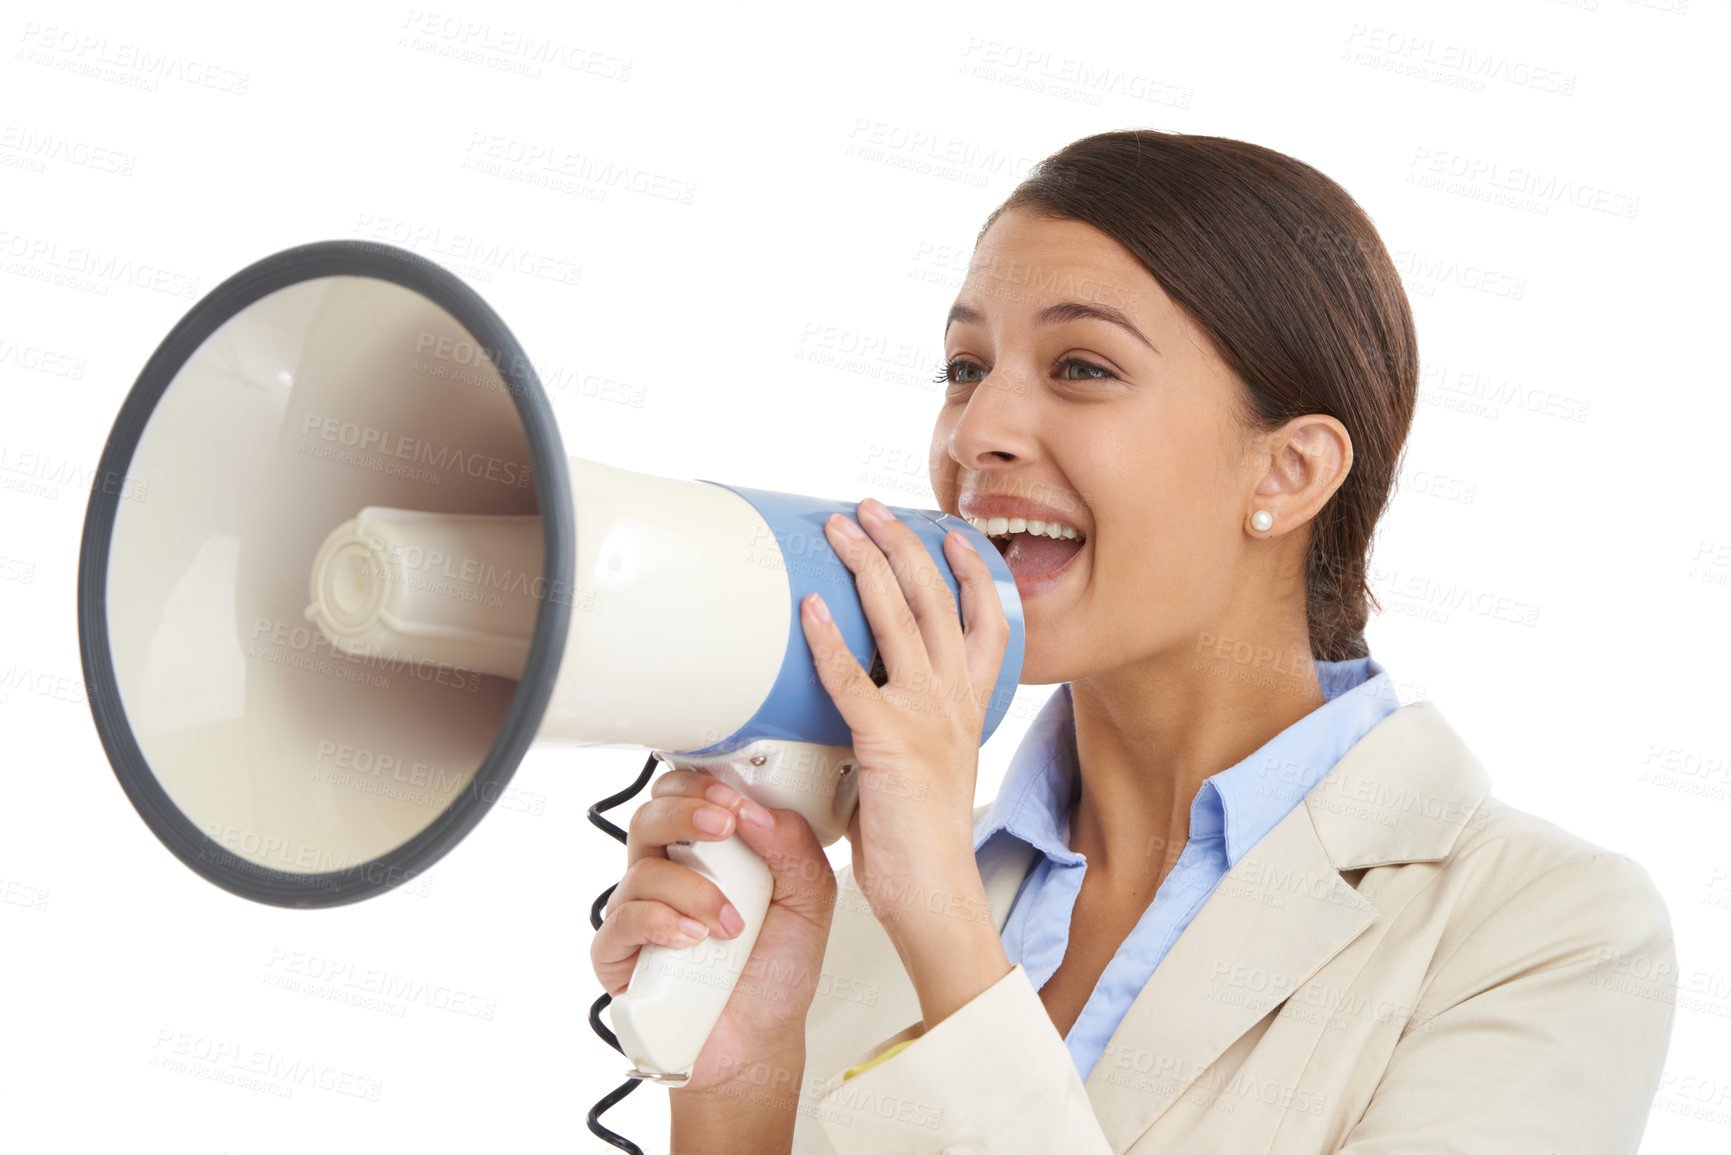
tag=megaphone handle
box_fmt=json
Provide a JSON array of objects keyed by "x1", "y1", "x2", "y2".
[{"x1": 606, "y1": 828, "x2": 775, "y2": 1085}]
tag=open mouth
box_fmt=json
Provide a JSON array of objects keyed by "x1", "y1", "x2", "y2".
[{"x1": 967, "y1": 517, "x2": 1087, "y2": 590}]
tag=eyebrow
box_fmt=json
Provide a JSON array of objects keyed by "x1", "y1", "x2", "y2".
[{"x1": 944, "y1": 300, "x2": 1160, "y2": 354}]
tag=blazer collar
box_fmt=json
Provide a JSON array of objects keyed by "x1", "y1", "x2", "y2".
[
  {"x1": 1302, "y1": 699, "x2": 1492, "y2": 870},
  {"x1": 972, "y1": 699, "x2": 1492, "y2": 1153}
]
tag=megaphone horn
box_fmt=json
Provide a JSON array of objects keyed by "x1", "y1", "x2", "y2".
[{"x1": 76, "y1": 240, "x2": 1025, "y2": 1093}]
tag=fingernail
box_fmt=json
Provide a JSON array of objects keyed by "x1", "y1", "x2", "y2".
[
  {"x1": 948, "y1": 529, "x2": 976, "y2": 554},
  {"x1": 739, "y1": 798, "x2": 773, "y2": 828},
  {"x1": 807, "y1": 594, "x2": 832, "y2": 623},
  {"x1": 693, "y1": 806, "x2": 732, "y2": 835},
  {"x1": 705, "y1": 781, "x2": 739, "y2": 808},
  {"x1": 718, "y1": 903, "x2": 745, "y2": 937},
  {"x1": 860, "y1": 497, "x2": 890, "y2": 520},
  {"x1": 831, "y1": 513, "x2": 866, "y2": 539},
  {"x1": 676, "y1": 917, "x2": 709, "y2": 943}
]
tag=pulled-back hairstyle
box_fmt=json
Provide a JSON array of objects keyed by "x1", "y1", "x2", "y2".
[{"x1": 982, "y1": 131, "x2": 1417, "y2": 661}]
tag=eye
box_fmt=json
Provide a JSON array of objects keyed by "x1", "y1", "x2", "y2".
[
  {"x1": 933, "y1": 358, "x2": 987, "y2": 386},
  {"x1": 1055, "y1": 357, "x2": 1116, "y2": 382},
  {"x1": 933, "y1": 355, "x2": 1120, "y2": 391}
]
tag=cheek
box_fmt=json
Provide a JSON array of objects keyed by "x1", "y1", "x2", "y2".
[
  {"x1": 1090, "y1": 458, "x2": 1236, "y2": 616},
  {"x1": 1121, "y1": 411, "x2": 1242, "y2": 542},
  {"x1": 927, "y1": 422, "x2": 958, "y2": 499}
]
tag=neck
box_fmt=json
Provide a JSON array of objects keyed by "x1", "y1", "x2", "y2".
[{"x1": 1065, "y1": 624, "x2": 1325, "y2": 888}]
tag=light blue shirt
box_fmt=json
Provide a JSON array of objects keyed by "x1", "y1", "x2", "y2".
[{"x1": 971, "y1": 657, "x2": 1402, "y2": 1082}]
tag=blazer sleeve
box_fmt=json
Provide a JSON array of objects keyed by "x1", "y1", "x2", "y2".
[
  {"x1": 1335, "y1": 851, "x2": 1677, "y2": 1155},
  {"x1": 808, "y1": 963, "x2": 1115, "y2": 1154}
]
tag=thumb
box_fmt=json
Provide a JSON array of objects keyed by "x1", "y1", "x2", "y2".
[{"x1": 729, "y1": 799, "x2": 837, "y2": 921}]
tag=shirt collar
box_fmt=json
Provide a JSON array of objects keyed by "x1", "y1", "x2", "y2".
[
  {"x1": 973, "y1": 682, "x2": 1086, "y2": 866},
  {"x1": 972, "y1": 657, "x2": 1396, "y2": 868}
]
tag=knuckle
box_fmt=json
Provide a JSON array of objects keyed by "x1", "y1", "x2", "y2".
[
  {"x1": 641, "y1": 856, "x2": 690, "y2": 897},
  {"x1": 649, "y1": 768, "x2": 701, "y2": 797},
  {"x1": 613, "y1": 861, "x2": 644, "y2": 897},
  {"x1": 597, "y1": 899, "x2": 634, "y2": 940},
  {"x1": 619, "y1": 900, "x2": 661, "y2": 940},
  {"x1": 616, "y1": 902, "x2": 646, "y2": 935},
  {"x1": 629, "y1": 797, "x2": 673, "y2": 841}
]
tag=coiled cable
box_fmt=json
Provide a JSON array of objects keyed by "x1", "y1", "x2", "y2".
[{"x1": 585, "y1": 752, "x2": 660, "y2": 1152}]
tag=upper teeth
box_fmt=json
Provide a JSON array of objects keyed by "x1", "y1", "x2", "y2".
[{"x1": 967, "y1": 516, "x2": 1081, "y2": 541}]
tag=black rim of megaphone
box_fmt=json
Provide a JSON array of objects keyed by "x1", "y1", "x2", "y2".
[{"x1": 76, "y1": 239, "x2": 575, "y2": 909}]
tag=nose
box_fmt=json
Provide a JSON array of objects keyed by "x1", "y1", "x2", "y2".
[{"x1": 944, "y1": 376, "x2": 1040, "y2": 472}]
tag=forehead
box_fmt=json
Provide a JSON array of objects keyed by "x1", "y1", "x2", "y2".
[{"x1": 962, "y1": 208, "x2": 1155, "y2": 315}]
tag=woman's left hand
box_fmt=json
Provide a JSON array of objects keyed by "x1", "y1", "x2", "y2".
[{"x1": 799, "y1": 497, "x2": 1013, "y2": 939}]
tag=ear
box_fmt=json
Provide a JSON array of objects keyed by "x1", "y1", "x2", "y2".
[{"x1": 1244, "y1": 414, "x2": 1352, "y2": 538}]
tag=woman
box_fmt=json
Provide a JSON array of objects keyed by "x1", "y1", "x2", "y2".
[{"x1": 590, "y1": 131, "x2": 1677, "y2": 1153}]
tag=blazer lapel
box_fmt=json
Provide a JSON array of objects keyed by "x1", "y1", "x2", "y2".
[
  {"x1": 1082, "y1": 798, "x2": 1376, "y2": 1150},
  {"x1": 1079, "y1": 700, "x2": 1492, "y2": 1152}
]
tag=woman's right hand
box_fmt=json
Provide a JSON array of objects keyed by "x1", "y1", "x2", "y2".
[{"x1": 590, "y1": 767, "x2": 839, "y2": 1098}]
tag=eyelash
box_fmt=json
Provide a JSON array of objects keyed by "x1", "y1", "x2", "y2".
[{"x1": 931, "y1": 357, "x2": 1118, "y2": 387}]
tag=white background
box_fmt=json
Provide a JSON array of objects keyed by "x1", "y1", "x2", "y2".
[{"x1": 2, "y1": 0, "x2": 1728, "y2": 1151}]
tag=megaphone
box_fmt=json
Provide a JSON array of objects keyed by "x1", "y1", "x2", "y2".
[{"x1": 75, "y1": 240, "x2": 1025, "y2": 1094}]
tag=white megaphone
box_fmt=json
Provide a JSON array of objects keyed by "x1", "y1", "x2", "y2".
[{"x1": 76, "y1": 240, "x2": 1025, "y2": 1092}]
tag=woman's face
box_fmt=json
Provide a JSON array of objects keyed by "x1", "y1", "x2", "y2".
[{"x1": 930, "y1": 206, "x2": 1271, "y2": 687}]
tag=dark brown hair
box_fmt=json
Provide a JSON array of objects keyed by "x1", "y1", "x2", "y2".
[{"x1": 982, "y1": 131, "x2": 1417, "y2": 662}]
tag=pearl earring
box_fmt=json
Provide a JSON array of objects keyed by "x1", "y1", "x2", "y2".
[{"x1": 1251, "y1": 510, "x2": 1274, "y2": 532}]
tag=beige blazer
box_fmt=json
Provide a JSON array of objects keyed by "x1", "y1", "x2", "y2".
[{"x1": 791, "y1": 701, "x2": 1677, "y2": 1153}]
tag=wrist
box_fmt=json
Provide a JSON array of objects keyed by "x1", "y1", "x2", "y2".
[
  {"x1": 886, "y1": 901, "x2": 1012, "y2": 1030},
  {"x1": 858, "y1": 854, "x2": 995, "y2": 933},
  {"x1": 672, "y1": 1039, "x2": 805, "y2": 1102},
  {"x1": 675, "y1": 1038, "x2": 810, "y2": 1101},
  {"x1": 671, "y1": 1045, "x2": 805, "y2": 1154}
]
